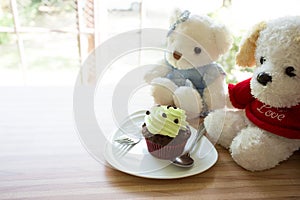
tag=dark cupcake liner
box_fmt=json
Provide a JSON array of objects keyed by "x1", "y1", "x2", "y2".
[{"x1": 145, "y1": 138, "x2": 188, "y2": 160}]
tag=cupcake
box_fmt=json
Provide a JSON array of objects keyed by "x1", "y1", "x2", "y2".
[{"x1": 142, "y1": 105, "x2": 191, "y2": 160}]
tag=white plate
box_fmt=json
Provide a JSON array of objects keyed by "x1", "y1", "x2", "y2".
[{"x1": 104, "y1": 111, "x2": 218, "y2": 179}]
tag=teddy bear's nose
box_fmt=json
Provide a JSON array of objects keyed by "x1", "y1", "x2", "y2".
[
  {"x1": 173, "y1": 51, "x2": 182, "y2": 60},
  {"x1": 257, "y1": 72, "x2": 272, "y2": 86}
]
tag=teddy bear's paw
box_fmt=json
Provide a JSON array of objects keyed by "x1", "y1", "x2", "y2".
[
  {"x1": 230, "y1": 127, "x2": 300, "y2": 171},
  {"x1": 204, "y1": 109, "x2": 247, "y2": 148},
  {"x1": 173, "y1": 86, "x2": 203, "y2": 119},
  {"x1": 151, "y1": 77, "x2": 178, "y2": 105}
]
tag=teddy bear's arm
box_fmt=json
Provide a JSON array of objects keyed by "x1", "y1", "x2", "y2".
[
  {"x1": 228, "y1": 78, "x2": 255, "y2": 109},
  {"x1": 144, "y1": 60, "x2": 171, "y2": 84}
]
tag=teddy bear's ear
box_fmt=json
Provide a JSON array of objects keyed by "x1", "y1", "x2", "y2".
[
  {"x1": 236, "y1": 21, "x2": 266, "y2": 67},
  {"x1": 213, "y1": 25, "x2": 233, "y2": 57}
]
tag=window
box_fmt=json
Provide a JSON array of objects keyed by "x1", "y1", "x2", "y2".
[{"x1": 0, "y1": 0, "x2": 298, "y2": 85}]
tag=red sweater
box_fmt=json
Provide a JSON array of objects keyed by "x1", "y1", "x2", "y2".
[{"x1": 228, "y1": 78, "x2": 300, "y2": 139}]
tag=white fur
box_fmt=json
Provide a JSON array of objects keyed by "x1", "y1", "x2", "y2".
[
  {"x1": 173, "y1": 86, "x2": 203, "y2": 119},
  {"x1": 205, "y1": 16, "x2": 300, "y2": 171},
  {"x1": 144, "y1": 60, "x2": 170, "y2": 84},
  {"x1": 204, "y1": 109, "x2": 247, "y2": 148},
  {"x1": 151, "y1": 77, "x2": 177, "y2": 105},
  {"x1": 251, "y1": 16, "x2": 300, "y2": 108},
  {"x1": 144, "y1": 12, "x2": 232, "y2": 119},
  {"x1": 230, "y1": 127, "x2": 300, "y2": 171},
  {"x1": 165, "y1": 15, "x2": 232, "y2": 66}
]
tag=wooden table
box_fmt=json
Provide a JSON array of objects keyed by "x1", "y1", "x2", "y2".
[{"x1": 0, "y1": 87, "x2": 299, "y2": 200}]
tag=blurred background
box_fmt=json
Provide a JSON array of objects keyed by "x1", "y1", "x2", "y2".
[{"x1": 0, "y1": 0, "x2": 299, "y2": 86}]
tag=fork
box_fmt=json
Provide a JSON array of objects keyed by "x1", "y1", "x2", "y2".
[
  {"x1": 113, "y1": 110, "x2": 145, "y2": 156},
  {"x1": 114, "y1": 134, "x2": 142, "y2": 145},
  {"x1": 114, "y1": 134, "x2": 142, "y2": 157}
]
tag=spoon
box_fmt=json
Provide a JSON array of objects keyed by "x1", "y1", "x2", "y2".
[{"x1": 172, "y1": 123, "x2": 206, "y2": 168}]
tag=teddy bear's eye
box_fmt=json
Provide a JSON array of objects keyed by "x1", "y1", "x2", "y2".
[
  {"x1": 194, "y1": 47, "x2": 201, "y2": 54},
  {"x1": 285, "y1": 66, "x2": 296, "y2": 77},
  {"x1": 260, "y1": 56, "x2": 266, "y2": 64}
]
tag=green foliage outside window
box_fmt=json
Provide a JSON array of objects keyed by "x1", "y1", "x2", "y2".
[
  {"x1": 0, "y1": 14, "x2": 13, "y2": 44},
  {"x1": 217, "y1": 34, "x2": 254, "y2": 84},
  {"x1": 0, "y1": 1, "x2": 252, "y2": 83}
]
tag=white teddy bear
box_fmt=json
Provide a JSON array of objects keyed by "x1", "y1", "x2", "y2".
[
  {"x1": 144, "y1": 10, "x2": 232, "y2": 119},
  {"x1": 204, "y1": 16, "x2": 300, "y2": 171}
]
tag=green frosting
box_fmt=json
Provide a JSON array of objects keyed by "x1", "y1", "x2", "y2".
[{"x1": 144, "y1": 105, "x2": 188, "y2": 138}]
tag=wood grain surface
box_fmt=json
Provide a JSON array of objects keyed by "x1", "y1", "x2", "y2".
[{"x1": 0, "y1": 87, "x2": 299, "y2": 200}]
